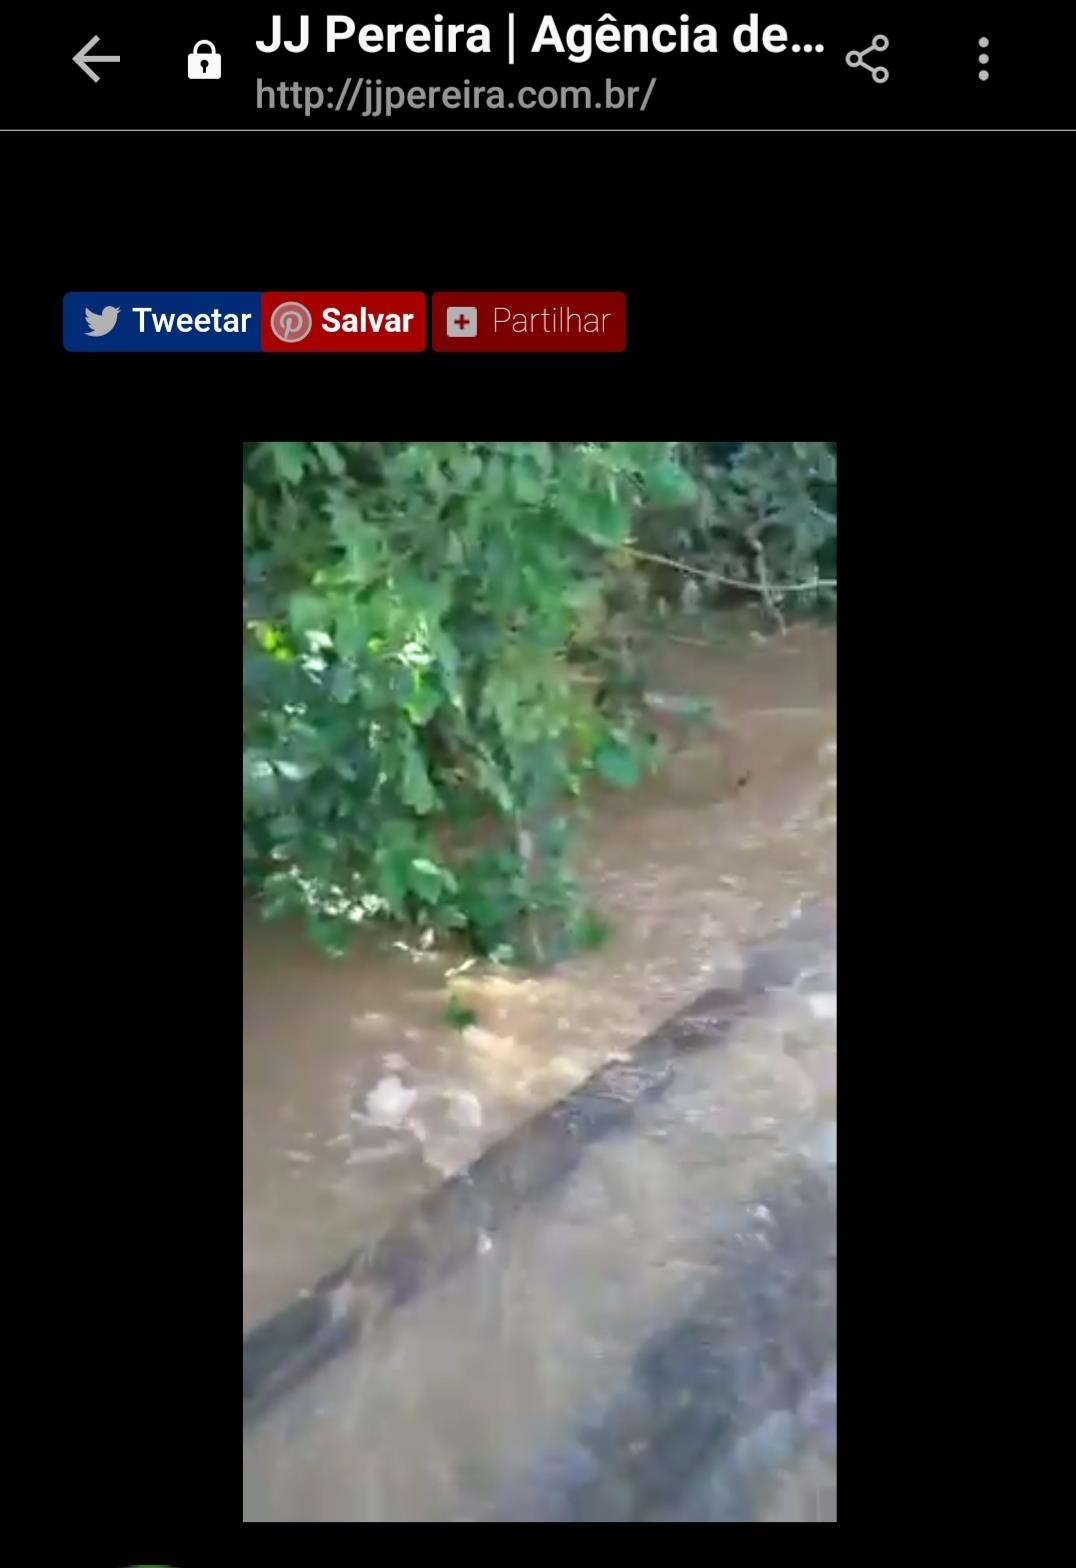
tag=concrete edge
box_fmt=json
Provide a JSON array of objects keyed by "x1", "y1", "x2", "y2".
[{"x1": 243, "y1": 899, "x2": 835, "y2": 1424}]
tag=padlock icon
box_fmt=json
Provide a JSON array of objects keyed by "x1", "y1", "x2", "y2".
[{"x1": 187, "y1": 40, "x2": 222, "y2": 80}]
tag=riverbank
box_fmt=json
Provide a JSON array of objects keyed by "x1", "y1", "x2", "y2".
[{"x1": 243, "y1": 624, "x2": 836, "y2": 1333}]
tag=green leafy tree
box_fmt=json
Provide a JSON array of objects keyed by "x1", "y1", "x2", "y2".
[
  {"x1": 243, "y1": 441, "x2": 693, "y2": 958},
  {"x1": 636, "y1": 443, "x2": 837, "y2": 622},
  {"x1": 243, "y1": 441, "x2": 835, "y2": 960}
]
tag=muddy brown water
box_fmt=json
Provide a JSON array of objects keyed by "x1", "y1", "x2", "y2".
[
  {"x1": 244, "y1": 990, "x2": 837, "y2": 1521},
  {"x1": 243, "y1": 624, "x2": 836, "y2": 1521},
  {"x1": 243, "y1": 625, "x2": 836, "y2": 1337}
]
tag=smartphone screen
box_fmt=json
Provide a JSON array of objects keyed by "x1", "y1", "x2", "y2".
[{"x1": 8, "y1": 2, "x2": 1065, "y2": 1536}]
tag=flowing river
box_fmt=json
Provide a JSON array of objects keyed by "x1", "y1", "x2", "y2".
[{"x1": 243, "y1": 624, "x2": 836, "y2": 1521}]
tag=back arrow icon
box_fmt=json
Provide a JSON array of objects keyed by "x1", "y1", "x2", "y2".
[{"x1": 73, "y1": 36, "x2": 121, "y2": 83}]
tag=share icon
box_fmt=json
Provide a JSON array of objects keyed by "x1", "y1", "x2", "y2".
[{"x1": 846, "y1": 35, "x2": 889, "y2": 84}]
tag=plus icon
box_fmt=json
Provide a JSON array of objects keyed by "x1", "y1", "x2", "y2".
[{"x1": 446, "y1": 305, "x2": 477, "y2": 338}]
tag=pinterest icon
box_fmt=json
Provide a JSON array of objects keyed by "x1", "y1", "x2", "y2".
[
  {"x1": 261, "y1": 292, "x2": 427, "y2": 352},
  {"x1": 269, "y1": 300, "x2": 313, "y2": 343}
]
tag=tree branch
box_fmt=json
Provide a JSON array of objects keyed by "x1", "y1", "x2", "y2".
[
  {"x1": 750, "y1": 537, "x2": 786, "y2": 634},
  {"x1": 621, "y1": 542, "x2": 837, "y2": 596}
]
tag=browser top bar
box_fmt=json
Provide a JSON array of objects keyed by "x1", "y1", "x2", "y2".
[{"x1": 5, "y1": 7, "x2": 1072, "y2": 132}]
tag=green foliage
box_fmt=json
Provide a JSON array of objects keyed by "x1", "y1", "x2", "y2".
[
  {"x1": 442, "y1": 997, "x2": 478, "y2": 1032},
  {"x1": 243, "y1": 441, "x2": 678, "y2": 957},
  {"x1": 244, "y1": 440, "x2": 836, "y2": 962},
  {"x1": 638, "y1": 442, "x2": 837, "y2": 617}
]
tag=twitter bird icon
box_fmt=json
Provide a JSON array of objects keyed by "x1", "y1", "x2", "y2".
[
  {"x1": 64, "y1": 292, "x2": 261, "y2": 352},
  {"x1": 85, "y1": 305, "x2": 121, "y2": 337}
]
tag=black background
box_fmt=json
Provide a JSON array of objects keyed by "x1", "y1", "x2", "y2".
[
  {"x1": 6, "y1": 2, "x2": 1070, "y2": 1545},
  {"x1": 33, "y1": 132, "x2": 1050, "y2": 410}
]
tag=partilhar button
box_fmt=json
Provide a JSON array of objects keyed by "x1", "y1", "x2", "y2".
[
  {"x1": 432, "y1": 293, "x2": 626, "y2": 352},
  {"x1": 445, "y1": 306, "x2": 478, "y2": 337}
]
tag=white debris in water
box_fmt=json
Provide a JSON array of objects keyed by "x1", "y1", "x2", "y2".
[
  {"x1": 447, "y1": 1091, "x2": 483, "y2": 1129},
  {"x1": 477, "y1": 1230, "x2": 493, "y2": 1255},
  {"x1": 283, "y1": 1149, "x2": 314, "y2": 1163},
  {"x1": 346, "y1": 1143, "x2": 411, "y2": 1164},
  {"x1": 445, "y1": 956, "x2": 478, "y2": 980},
  {"x1": 382, "y1": 1052, "x2": 408, "y2": 1072},
  {"x1": 461, "y1": 1025, "x2": 522, "y2": 1062},
  {"x1": 549, "y1": 1054, "x2": 584, "y2": 1081},
  {"x1": 363, "y1": 1074, "x2": 418, "y2": 1128},
  {"x1": 808, "y1": 993, "x2": 837, "y2": 1021}
]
